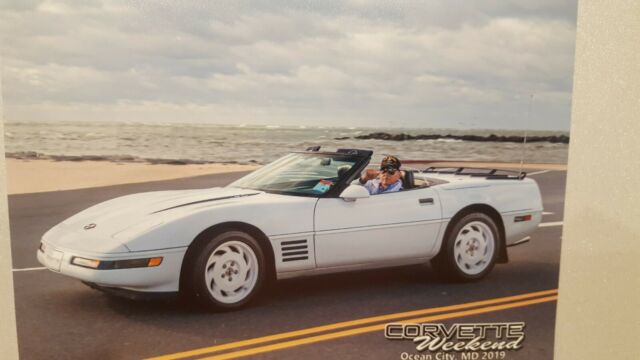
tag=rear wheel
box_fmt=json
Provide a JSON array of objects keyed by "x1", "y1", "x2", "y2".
[
  {"x1": 184, "y1": 230, "x2": 265, "y2": 310},
  {"x1": 431, "y1": 213, "x2": 499, "y2": 281}
]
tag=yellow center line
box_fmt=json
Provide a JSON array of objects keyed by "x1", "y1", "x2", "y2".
[
  {"x1": 200, "y1": 295, "x2": 558, "y2": 360},
  {"x1": 148, "y1": 289, "x2": 557, "y2": 360}
]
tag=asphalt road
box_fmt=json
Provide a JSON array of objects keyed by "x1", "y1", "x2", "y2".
[{"x1": 9, "y1": 169, "x2": 566, "y2": 360}]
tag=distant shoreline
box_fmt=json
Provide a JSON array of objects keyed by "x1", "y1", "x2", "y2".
[
  {"x1": 4, "y1": 123, "x2": 570, "y2": 165},
  {"x1": 336, "y1": 132, "x2": 570, "y2": 144},
  {"x1": 5, "y1": 150, "x2": 569, "y2": 167}
]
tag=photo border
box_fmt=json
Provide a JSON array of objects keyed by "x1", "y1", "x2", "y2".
[
  {"x1": 0, "y1": 73, "x2": 20, "y2": 358},
  {"x1": 1, "y1": 2, "x2": 639, "y2": 359},
  {"x1": 554, "y1": 1, "x2": 640, "y2": 359}
]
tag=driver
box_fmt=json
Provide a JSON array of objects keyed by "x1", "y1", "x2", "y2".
[{"x1": 359, "y1": 155, "x2": 403, "y2": 195}]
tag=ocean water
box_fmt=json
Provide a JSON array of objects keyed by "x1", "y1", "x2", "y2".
[{"x1": 4, "y1": 121, "x2": 569, "y2": 165}]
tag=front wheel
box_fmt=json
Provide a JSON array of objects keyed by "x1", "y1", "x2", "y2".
[
  {"x1": 431, "y1": 213, "x2": 500, "y2": 281},
  {"x1": 184, "y1": 230, "x2": 266, "y2": 310}
]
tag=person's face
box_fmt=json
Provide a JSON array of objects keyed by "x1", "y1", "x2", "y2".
[{"x1": 380, "y1": 168, "x2": 401, "y2": 186}]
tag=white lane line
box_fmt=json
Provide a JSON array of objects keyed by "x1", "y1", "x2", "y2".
[
  {"x1": 542, "y1": 211, "x2": 555, "y2": 215},
  {"x1": 12, "y1": 267, "x2": 47, "y2": 272},
  {"x1": 528, "y1": 170, "x2": 552, "y2": 176},
  {"x1": 539, "y1": 221, "x2": 563, "y2": 228}
]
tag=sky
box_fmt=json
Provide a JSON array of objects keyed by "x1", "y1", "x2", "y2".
[{"x1": 0, "y1": 0, "x2": 577, "y2": 130}]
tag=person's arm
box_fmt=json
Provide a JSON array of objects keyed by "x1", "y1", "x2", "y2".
[{"x1": 359, "y1": 169, "x2": 379, "y2": 184}]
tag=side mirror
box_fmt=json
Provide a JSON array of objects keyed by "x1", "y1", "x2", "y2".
[{"x1": 339, "y1": 184, "x2": 370, "y2": 201}]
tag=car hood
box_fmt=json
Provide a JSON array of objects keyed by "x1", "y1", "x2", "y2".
[{"x1": 42, "y1": 187, "x2": 261, "y2": 254}]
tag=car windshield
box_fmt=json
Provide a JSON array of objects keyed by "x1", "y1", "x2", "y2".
[{"x1": 228, "y1": 152, "x2": 360, "y2": 196}]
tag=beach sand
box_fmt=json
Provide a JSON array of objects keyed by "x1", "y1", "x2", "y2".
[
  {"x1": 6, "y1": 159, "x2": 259, "y2": 195},
  {"x1": 5, "y1": 158, "x2": 566, "y2": 195}
]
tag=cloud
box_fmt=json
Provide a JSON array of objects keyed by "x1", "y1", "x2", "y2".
[{"x1": 0, "y1": 0, "x2": 577, "y2": 130}]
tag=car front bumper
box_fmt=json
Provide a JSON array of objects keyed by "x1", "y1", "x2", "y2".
[{"x1": 37, "y1": 242, "x2": 188, "y2": 293}]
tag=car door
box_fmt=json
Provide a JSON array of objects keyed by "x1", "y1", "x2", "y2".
[{"x1": 314, "y1": 187, "x2": 443, "y2": 268}]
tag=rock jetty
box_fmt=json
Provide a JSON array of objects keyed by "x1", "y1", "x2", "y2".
[{"x1": 335, "y1": 132, "x2": 569, "y2": 144}]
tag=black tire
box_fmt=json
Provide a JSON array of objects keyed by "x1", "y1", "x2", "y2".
[
  {"x1": 183, "y1": 230, "x2": 266, "y2": 311},
  {"x1": 431, "y1": 212, "x2": 500, "y2": 282}
]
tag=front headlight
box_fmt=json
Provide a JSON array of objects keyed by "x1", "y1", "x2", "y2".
[
  {"x1": 71, "y1": 256, "x2": 101, "y2": 269},
  {"x1": 70, "y1": 256, "x2": 163, "y2": 270}
]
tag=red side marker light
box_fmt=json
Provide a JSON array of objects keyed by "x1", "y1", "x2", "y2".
[{"x1": 514, "y1": 214, "x2": 532, "y2": 222}]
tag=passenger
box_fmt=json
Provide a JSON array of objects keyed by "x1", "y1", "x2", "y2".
[{"x1": 359, "y1": 155, "x2": 403, "y2": 195}]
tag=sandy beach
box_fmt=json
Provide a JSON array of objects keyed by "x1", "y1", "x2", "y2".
[
  {"x1": 5, "y1": 158, "x2": 566, "y2": 195},
  {"x1": 5, "y1": 159, "x2": 260, "y2": 195}
]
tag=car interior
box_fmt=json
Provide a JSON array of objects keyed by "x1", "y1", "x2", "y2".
[{"x1": 349, "y1": 168, "x2": 436, "y2": 191}]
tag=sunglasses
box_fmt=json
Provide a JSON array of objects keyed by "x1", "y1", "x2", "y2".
[{"x1": 380, "y1": 167, "x2": 398, "y2": 175}]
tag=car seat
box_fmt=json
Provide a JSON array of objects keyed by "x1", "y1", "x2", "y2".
[{"x1": 402, "y1": 170, "x2": 414, "y2": 190}]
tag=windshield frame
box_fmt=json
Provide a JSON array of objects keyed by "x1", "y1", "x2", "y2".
[{"x1": 228, "y1": 150, "x2": 372, "y2": 198}]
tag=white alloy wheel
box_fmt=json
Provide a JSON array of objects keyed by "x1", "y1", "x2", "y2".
[
  {"x1": 183, "y1": 230, "x2": 266, "y2": 310},
  {"x1": 204, "y1": 240, "x2": 259, "y2": 304},
  {"x1": 431, "y1": 212, "x2": 500, "y2": 281},
  {"x1": 453, "y1": 221, "x2": 495, "y2": 276}
]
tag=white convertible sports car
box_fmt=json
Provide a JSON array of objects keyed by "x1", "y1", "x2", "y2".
[{"x1": 38, "y1": 148, "x2": 542, "y2": 310}]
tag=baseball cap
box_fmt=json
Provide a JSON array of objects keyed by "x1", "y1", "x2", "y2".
[{"x1": 380, "y1": 155, "x2": 401, "y2": 170}]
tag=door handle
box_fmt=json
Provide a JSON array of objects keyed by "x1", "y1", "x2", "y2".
[{"x1": 419, "y1": 198, "x2": 434, "y2": 205}]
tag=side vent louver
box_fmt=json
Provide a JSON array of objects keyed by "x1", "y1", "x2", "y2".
[{"x1": 281, "y1": 239, "x2": 309, "y2": 262}]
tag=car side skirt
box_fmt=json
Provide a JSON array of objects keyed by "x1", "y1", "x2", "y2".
[{"x1": 276, "y1": 256, "x2": 433, "y2": 280}]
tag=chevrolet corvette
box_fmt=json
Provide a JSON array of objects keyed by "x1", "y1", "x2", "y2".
[{"x1": 38, "y1": 148, "x2": 542, "y2": 310}]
